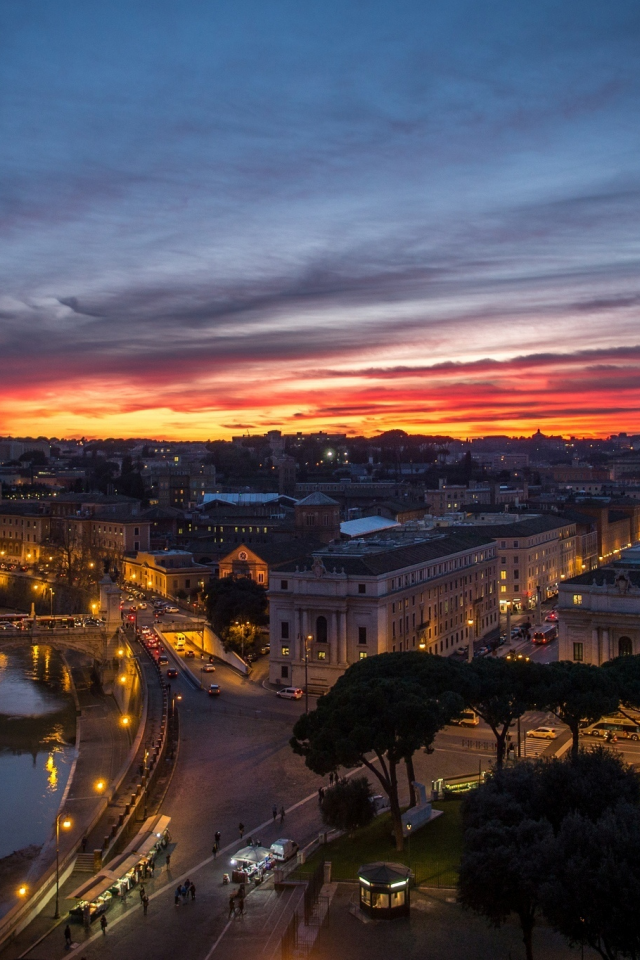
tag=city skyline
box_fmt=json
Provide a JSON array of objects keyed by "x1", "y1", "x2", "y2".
[{"x1": 2, "y1": 0, "x2": 639, "y2": 440}]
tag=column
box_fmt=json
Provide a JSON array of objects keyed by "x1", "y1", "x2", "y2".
[
  {"x1": 338, "y1": 610, "x2": 348, "y2": 664},
  {"x1": 592, "y1": 626, "x2": 600, "y2": 665},
  {"x1": 331, "y1": 611, "x2": 338, "y2": 665},
  {"x1": 301, "y1": 609, "x2": 309, "y2": 662},
  {"x1": 602, "y1": 628, "x2": 611, "y2": 662}
]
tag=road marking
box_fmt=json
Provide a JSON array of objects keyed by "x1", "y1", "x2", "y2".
[{"x1": 202, "y1": 919, "x2": 232, "y2": 959}]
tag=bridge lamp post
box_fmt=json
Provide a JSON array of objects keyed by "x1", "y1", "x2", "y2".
[{"x1": 54, "y1": 814, "x2": 72, "y2": 918}]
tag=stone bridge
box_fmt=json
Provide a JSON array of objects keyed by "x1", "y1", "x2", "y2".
[{"x1": 0, "y1": 625, "x2": 120, "y2": 660}]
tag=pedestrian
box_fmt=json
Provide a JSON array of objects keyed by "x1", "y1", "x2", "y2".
[
  {"x1": 174, "y1": 886, "x2": 181, "y2": 906},
  {"x1": 142, "y1": 895, "x2": 149, "y2": 916},
  {"x1": 139, "y1": 884, "x2": 146, "y2": 901},
  {"x1": 148, "y1": 859, "x2": 155, "y2": 877},
  {"x1": 166, "y1": 853, "x2": 171, "y2": 870},
  {"x1": 239, "y1": 822, "x2": 244, "y2": 839},
  {"x1": 212, "y1": 841, "x2": 218, "y2": 859},
  {"x1": 64, "y1": 924, "x2": 72, "y2": 948},
  {"x1": 228, "y1": 895, "x2": 236, "y2": 918},
  {"x1": 272, "y1": 804, "x2": 277, "y2": 822},
  {"x1": 100, "y1": 914, "x2": 108, "y2": 935},
  {"x1": 238, "y1": 895, "x2": 244, "y2": 917},
  {"x1": 190, "y1": 882, "x2": 196, "y2": 901},
  {"x1": 329, "y1": 772, "x2": 334, "y2": 787},
  {"x1": 81, "y1": 836, "x2": 87, "y2": 853},
  {"x1": 318, "y1": 787, "x2": 324, "y2": 804},
  {"x1": 280, "y1": 806, "x2": 285, "y2": 824},
  {"x1": 215, "y1": 830, "x2": 221, "y2": 846}
]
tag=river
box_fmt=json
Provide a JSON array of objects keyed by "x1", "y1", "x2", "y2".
[{"x1": 0, "y1": 643, "x2": 77, "y2": 861}]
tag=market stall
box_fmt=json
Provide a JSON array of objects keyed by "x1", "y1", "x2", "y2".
[{"x1": 229, "y1": 844, "x2": 274, "y2": 884}]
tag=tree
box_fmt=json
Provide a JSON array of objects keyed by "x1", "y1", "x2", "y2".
[
  {"x1": 459, "y1": 790, "x2": 555, "y2": 960},
  {"x1": 457, "y1": 657, "x2": 542, "y2": 769},
  {"x1": 204, "y1": 576, "x2": 267, "y2": 645},
  {"x1": 291, "y1": 667, "x2": 461, "y2": 850},
  {"x1": 320, "y1": 777, "x2": 374, "y2": 834},
  {"x1": 458, "y1": 751, "x2": 640, "y2": 960},
  {"x1": 326, "y1": 652, "x2": 463, "y2": 806},
  {"x1": 542, "y1": 803, "x2": 640, "y2": 960},
  {"x1": 602, "y1": 655, "x2": 640, "y2": 718},
  {"x1": 540, "y1": 661, "x2": 618, "y2": 759}
]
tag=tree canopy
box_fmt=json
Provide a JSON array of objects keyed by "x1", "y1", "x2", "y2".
[
  {"x1": 204, "y1": 576, "x2": 268, "y2": 647},
  {"x1": 539, "y1": 661, "x2": 619, "y2": 758}
]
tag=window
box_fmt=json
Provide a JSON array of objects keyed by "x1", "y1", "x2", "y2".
[
  {"x1": 501, "y1": 557, "x2": 506, "y2": 564},
  {"x1": 281, "y1": 621, "x2": 290, "y2": 640},
  {"x1": 317, "y1": 649, "x2": 326, "y2": 660},
  {"x1": 358, "y1": 583, "x2": 366, "y2": 594},
  {"x1": 359, "y1": 651, "x2": 367, "y2": 659},
  {"x1": 281, "y1": 645, "x2": 290, "y2": 656},
  {"x1": 513, "y1": 541, "x2": 519, "y2": 548},
  {"x1": 280, "y1": 580, "x2": 288, "y2": 590},
  {"x1": 573, "y1": 594, "x2": 583, "y2": 605},
  {"x1": 185, "y1": 579, "x2": 191, "y2": 588},
  {"x1": 281, "y1": 665, "x2": 289, "y2": 679},
  {"x1": 500, "y1": 585, "x2": 507, "y2": 593},
  {"x1": 134, "y1": 527, "x2": 139, "y2": 536},
  {"x1": 500, "y1": 570, "x2": 507, "y2": 580},
  {"x1": 316, "y1": 616, "x2": 328, "y2": 644},
  {"x1": 257, "y1": 572, "x2": 264, "y2": 584},
  {"x1": 358, "y1": 627, "x2": 367, "y2": 644},
  {"x1": 514, "y1": 570, "x2": 519, "y2": 580},
  {"x1": 573, "y1": 642, "x2": 584, "y2": 662},
  {"x1": 619, "y1": 636, "x2": 633, "y2": 657}
]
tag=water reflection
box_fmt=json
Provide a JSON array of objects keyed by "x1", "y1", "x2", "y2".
[{"x1": 0, "y1": 645, "x2": 76, "y2": 859}]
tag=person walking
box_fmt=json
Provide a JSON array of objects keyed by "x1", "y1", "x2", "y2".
[
  {"x1": 279, "y1": 806, "x2": 285, "y2": 824},
  {"x1": 174, "y1": 886, "x2": 181, "y2": 906},
  {"x1": 238, "y1": 895, "x2": 245, "y2": 918},
  {"x1": 100, "y1": 914, "x2": 108, "y2": 935},
  {"x1": 215, "y1": 830, "x2": 221, "y2": 846},
  {"x1": 166, "y1": 853, "x2": 171, "y2": 870},
  {"x1": 142, "y1": 895, "x2": 149, "y2": 916},
  {"x1": 228, "y1": 894, "x2": 236, "y2": 918},
  {"x1": 329, "y1": 772, "x2": 334, "y2": 786},
  {"x1": 139, "y1": 884, "x2": 146, "y2": 902},
  {"x1": 64, "y1": 924, "x2": 72, "y2": 949},
  {"x1": 212, "y1": 841, "x2": 218, "y2": 859},
  {"x1": 238, "y1": 822, "x2": 245, "y2": 839},
  {"x1": 190, "y1": 882, "x2": 196, "y2": 901},
  {"x1": 272, "y1": 804, "x2": 278, "y2": 822}
]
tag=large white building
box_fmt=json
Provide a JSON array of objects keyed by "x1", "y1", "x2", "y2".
[
  {"x1": 558, "y1": 549, "x2": 640, "y2": 664},
  {"x1": 268, "y1": 530, "x2": 498, "y2": 693}
]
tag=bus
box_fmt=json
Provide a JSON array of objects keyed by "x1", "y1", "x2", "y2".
[{"x1": 531, "y1": 623, "x2": 557, "y2": 644}]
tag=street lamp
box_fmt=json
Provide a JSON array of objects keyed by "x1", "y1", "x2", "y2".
[
  {"x1": 467, "y1": 618, "x2": 474, "y2": 663},
  {"x1": 54, "y1": 814, "x2": 72, "y2": 918},
  {"x1": 406, "y1": 821, "x2": 412, "y2": 886}
]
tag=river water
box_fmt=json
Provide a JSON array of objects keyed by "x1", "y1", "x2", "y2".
[{"x1": 0, "y1": 644, "x2": 77, "y2": 860}]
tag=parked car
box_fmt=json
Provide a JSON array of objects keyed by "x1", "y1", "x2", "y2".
[
  {"x1": 207, "y1": 683, "x2": 221, "y2": 696},
  {"x1": 166, "y1": 667, "x2": 179, "y2": 678},
  {"x1": 269, "y1": 839, "x2": 298, "y2": 861},
  {"x1": 202, "y1": 663, "x2": 216, "y2": 673},
  {"x1": 527, "y1": 726, "x2": 557, "y2": 739},
  {"x1": 277, "y1": 687, "x2": 303, "y2": 700}
]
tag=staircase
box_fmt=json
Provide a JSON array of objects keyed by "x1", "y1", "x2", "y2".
[{"x1": 74, "y1": 853, "x2": 96, "y2": 873}]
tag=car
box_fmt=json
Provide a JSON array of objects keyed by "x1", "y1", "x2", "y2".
[
  {"x1": 185, "y1": 650, "x2": 196, "y2": 658},
  {"x1": 527, "y1": 726, "x2": 557, "y2": 740},
  {"x1": 158, "y1": 655, "x2": 169, "y2": 665},
  {"x1": 138, "y1": 602, "x2": 147, "y2": 610},
  {"x1": 166, "y1": 667, "x2": 179, "y2": 678},
  {"x1": 450, "y1": 710, "x2": 480, "y2": 727},
  {"x1": 165, "y1": 606, "x2": 180, "y2": 614},
  {"x1": 207, "y1": 684, "x2": 221, "y2": 696},
  {"x1": 277, "y1": 687, "x2": 303, "y2": 700},
  {"x1": 260, "y1": 645, "x2": 270, "y2": 656},
  {"x1": 545, "y1": 612, "x2": 558, "y2": 622},
  {"x1": 126, "y1": 596, "x2": 134, "y2": 601},
  {"x1": 202, "y1": 663, "x2": 216, "y2": 672},
  {"x1": 505, "y1": 652, "x2": 530, "y2": 662}
]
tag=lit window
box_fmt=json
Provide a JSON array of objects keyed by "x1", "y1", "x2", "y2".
[
  {"x1": 500, "y1": 585, "x2": 507, "y2": 593},
  {"x1": 281, "y1": 645, "x2": 290, "y2": 656},
  {"x1": 500, "y1": 570, "x2": 507, "y2": 580},
  {"x1": 359, "y1": 651, "x2": 367, "y2": 659},
  {"x1": 573, "y1": 594, "x2": 583, "y2": 605},
  {"x1": 317, "y1": 650, "x2": 326, "y2": 660}
]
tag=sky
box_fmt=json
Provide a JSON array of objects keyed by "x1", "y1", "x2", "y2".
[{"x1": 1, "y1": 0, "x2": 639, "y2": 440}]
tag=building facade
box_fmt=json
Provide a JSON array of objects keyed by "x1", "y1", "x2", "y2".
[
  {"x1": 488, "y1": 517, "x2": 577, "y2": 611},
  {"x1": 268, "y1": 531, "x2": 498, "y2": 693},
  {"x1": 122, "y1": 550, "x2": 211, "y2": 599},
  {"x1": 558, "y1": 562, "x2": 640, "y2": 664}
]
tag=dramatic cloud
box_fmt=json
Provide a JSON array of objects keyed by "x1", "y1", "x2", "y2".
[{"x1": 1, "y1": 0, "x2": 639, "y2": 438}]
